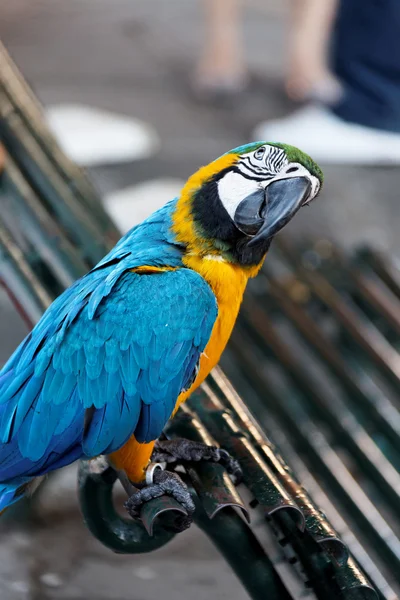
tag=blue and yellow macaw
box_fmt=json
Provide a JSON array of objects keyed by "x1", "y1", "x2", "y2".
[{"x1": 0, "y1": 142, "x2": 322, "y2": 521}]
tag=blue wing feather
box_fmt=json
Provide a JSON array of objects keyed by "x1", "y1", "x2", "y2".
[
  {"x1": 0, "y1": 200, "x2": 218, "y2": 500},
  {"x1": 0, "y1": 266, "x2": 217, "y2": 481}
]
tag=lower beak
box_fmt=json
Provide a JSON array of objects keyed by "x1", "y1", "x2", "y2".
[{"x1": 247, "y1": 176, "x2": 312, "y2": 248}]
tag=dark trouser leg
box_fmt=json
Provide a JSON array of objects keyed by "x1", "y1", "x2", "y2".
[{"x1": 331, "y1": 0, "x2": 400, "y2": 132}]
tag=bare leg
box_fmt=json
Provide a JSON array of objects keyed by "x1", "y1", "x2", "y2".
[
  {"x1": 286, "y1": 0, "x2": 341, "y2": 102},
  {"x1": 194, "y1": 0, "x2": 247, "y2": 94}
]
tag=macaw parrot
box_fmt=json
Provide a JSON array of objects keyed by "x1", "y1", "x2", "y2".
[{"x1": 0, "y1": 142, "x2": 322, "y2": 524}]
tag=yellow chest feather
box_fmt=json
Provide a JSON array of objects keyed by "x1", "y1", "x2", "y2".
[
  {"x1": 175, "y1": 255, "x2": 251, "y2": 409},
  {"x1": 109, "y1": 256, "x2": 252, "y2": 480}
]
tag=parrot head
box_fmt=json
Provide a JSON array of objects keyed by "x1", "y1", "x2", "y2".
[{"x1": 174, "y1": 141, "x2": 323, "y2": 268}]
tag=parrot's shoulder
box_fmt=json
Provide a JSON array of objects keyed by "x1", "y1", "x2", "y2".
[
  {"x1": 91, "y1": 266, "x2": 218, "y2": 349},
  {"x1": 111, "y1": 265, "x2": 218, "y2": 309}
]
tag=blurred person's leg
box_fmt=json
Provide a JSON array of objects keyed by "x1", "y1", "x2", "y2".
[
  {"x1": 254, "y1": 0, "x2": 400, "y2": 164},
  {"x1": 286, "y1": 0, "x2": 340, "y2": 102},
  {"x1": 194, "y1": 0, "x2": 247, "y2": 96}
]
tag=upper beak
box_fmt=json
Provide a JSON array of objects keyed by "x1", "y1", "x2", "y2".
[{"x1": 246, "y1": 176, "x2": 312, "y2": 247}]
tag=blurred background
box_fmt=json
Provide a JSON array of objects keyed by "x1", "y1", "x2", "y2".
[{"x1": 0, "y1": 0, "x2": 400, "y2": 598}]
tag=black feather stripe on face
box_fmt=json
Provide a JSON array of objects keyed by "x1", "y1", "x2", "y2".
[
  {"x1": 191, "y1": 170, "x2": 240, "y2": 245},
  {"x1": 191, "y1": 170, "x2": 269, "y2": 265}
]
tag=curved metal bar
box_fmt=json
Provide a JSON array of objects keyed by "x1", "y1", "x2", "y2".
[{"x1": 77, "y1": 459, "x2": 176, "y2": 554}]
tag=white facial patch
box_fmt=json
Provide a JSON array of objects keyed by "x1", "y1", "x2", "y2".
[
  {"x1": 217, "y1": 145, "x2": 321, "y2": 222},
  {"x1": 217, "y1": 171, "x2": 262, "y2": 219}
]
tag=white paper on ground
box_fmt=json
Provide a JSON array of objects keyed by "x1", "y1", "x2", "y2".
[
  {"x1": 45, "y1": 104, "x2": 160, "y2": 166},
  {"x1": 103, "y1": 178, "x2": 184, "y2": 232}
]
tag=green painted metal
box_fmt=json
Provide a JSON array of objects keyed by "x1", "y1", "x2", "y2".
[
  {"x1": 237, "y1": 294, "x2": 400, "y2": 513},
  {"x1": 0, "y1": 99, "x2": 107, "y2": 267},
  {"x1": 0, "y1": 44, "x2": 119, "y2": 270},
  {"x1": 0, "y1": 219, "x2": 52, "y2": 322},
  {"x1": 78, "y1": 459, "x2": 176, "y2": 554},
  {"x1": 166, "y1": 403, "x2": 249, "y2": 522},
  {"x1": 227, "y1": 326, "x2": 400, "y2": 577},
  {"x1": 189, "y1": 385, "x2": 306, "y2": 529},
  {"x1": 219, "y1": 236, "x2": 400, "y2": 597},
  {"x1": 0, "y1": 41, "x2": 119, "y2": 245},
  {"x1": 193, "y1": 497, "x2": 292, "y2": 600},
  {"x1": 3, "y1": 156, "x2": 88, "y2": 284},
  {"x1": 207, "y1": 369, "x2": 348, "y2": 565},
  {"x1": 357, "y1": 247, "x2": 400, "y2": 302},
  {"x1": 277, "y1": 238, "x2": 400, "y2": 397}
]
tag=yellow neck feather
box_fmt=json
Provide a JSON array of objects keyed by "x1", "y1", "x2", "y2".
[
  {"x1": 171, "y1": 153, "x2": 264, "y2": 281},
  {"x1": 171, "y1": 153, "x2": 237, "y2": 256}
]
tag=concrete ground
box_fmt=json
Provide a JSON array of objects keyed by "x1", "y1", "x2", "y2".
[
  {"x1": 0, "y1": 505, "x2": 247, "y2": 600},
  {"x1": 0, "y1": 0, "x2": 399, "y2": 598}
]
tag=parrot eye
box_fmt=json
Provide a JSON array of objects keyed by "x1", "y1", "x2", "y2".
[{"x1": 254, "y1": 147, "x2": 265, "y2": 160}]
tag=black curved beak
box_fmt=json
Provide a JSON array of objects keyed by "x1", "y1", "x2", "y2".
[
  {"x1": 233, "y1": 175, "x2": 315, "y2": 266},
  {"x1": 246, "y1": 176, "x2": 312, "y2": 247}
]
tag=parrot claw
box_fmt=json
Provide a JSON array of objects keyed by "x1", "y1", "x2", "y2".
[
  {"x1": 152, "y1": 438, "x2": 243, "y2": 484},
  {"x1": 124, "y1": 468, "x2": 195, "y2": 533}
]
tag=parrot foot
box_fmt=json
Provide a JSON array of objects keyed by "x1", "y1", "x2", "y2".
[
  {"x1": 124, "y1": 467, "x2": 195, "y2": 532},
  {"x1": 152, "y1": 438, "x2": 242, "y2": 483}
]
